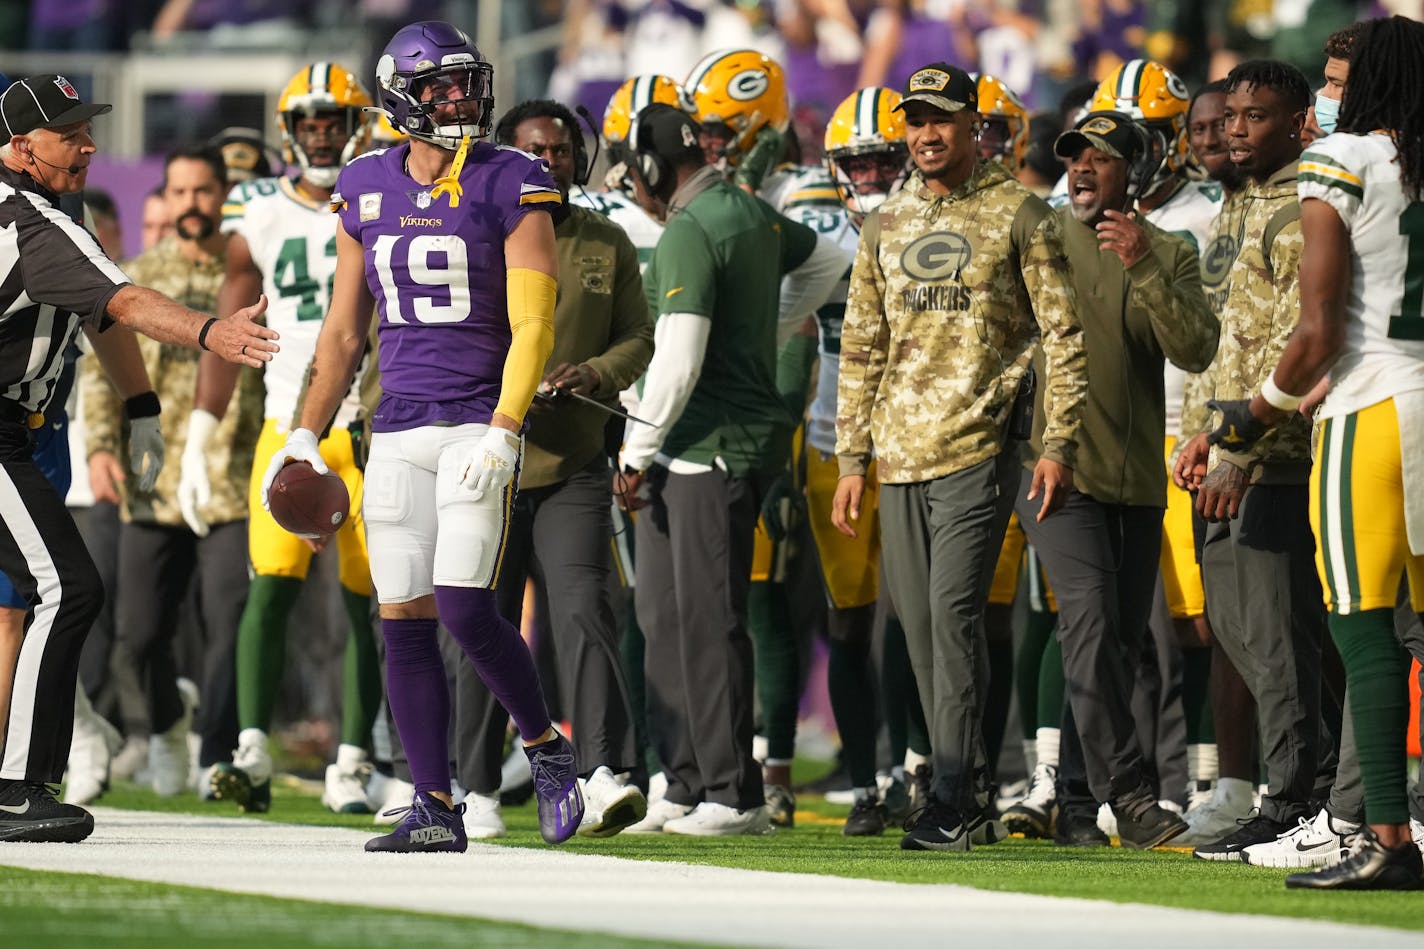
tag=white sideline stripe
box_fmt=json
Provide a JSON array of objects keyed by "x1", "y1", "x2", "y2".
[{"x1": 0, "y1": 810, "x2": 1417, "y2": 949}]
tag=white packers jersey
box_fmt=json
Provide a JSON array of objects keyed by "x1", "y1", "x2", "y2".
[
  {"x1": 1301, "y1": 132, "x2": 1424, "y2": 418},
  {"x1": 1145, "y1": 178, "x2": 1223, "y2": 433},
  {"x1": 760, "y1": 163, "x2": 842, "y2": 213},
  {"x1": 569, "y1": 189, "x2": 663, "y2": 270},
  {"x1": 782, "y1": 201, "x2": 860, "y2": 455},
  {"x1": 222, "y1": 176, "x2": 363, "y2": 428}
]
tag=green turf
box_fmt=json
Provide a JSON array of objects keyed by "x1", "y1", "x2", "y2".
[
  {"x1": 83, "y1": 779, "x2": 1424, "y2": 933},
  {"x1": 0, "y1": 865, "x2": 727, "y2": 949}
]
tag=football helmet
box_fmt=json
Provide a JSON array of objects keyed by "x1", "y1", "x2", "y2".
[
  {"x1": 603, "y1": 75, "x2": 690, "y2": 147},
  {"x1": 823, "y1": 87, "x2": 908, "y2": 215},
  {"x1": 973, "y1": 74, "x2": 1031, "y2": 172},
  {"x1": 277, "y1": 63, "x2": 372, "y2": 189},
  {"x1": 375, "y1": 20, "x2": 494, "y2": 148},
  {"x1": 685, "y1": 49, "x2": 789, "y2": 164},
  {"x1": 1091, "y1": 59, "x2": 1191, "y2": 190},
  {"x1": 370, "y1": 111, "x2": 409, "y2": 146}
]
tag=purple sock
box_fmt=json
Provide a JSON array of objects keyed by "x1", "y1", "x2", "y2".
[
  {"x1": 380, "y1": 617, "x2": 450, "y2": 795},
  {"x1": 434, "y1": 585, "x2": 551, "y2": 740}
]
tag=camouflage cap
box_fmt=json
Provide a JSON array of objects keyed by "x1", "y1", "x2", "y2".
[
  {"x1": 1054, "y1": 111, "x2": 1144, "y2": 161},
  {"x1": 895, "y1": 63, "x2": 977, "y2": 115}
]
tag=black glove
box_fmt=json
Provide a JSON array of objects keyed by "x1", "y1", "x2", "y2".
[
  {"x1": 1205, "y1": 398, "x2": 1270, "y2": 451},
  {"x1": 759, "y1": 472, "x2": 802, "y2": 542}
]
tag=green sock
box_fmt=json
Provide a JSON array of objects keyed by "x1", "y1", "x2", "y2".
[
  {"x1": 236, "y1": 575, "x2": 304, "y2": 731},
  {"x1": 1181, "y1": 644, "x2": 1215, "y2": 744},
  {"x1": 1016, "y1": 607, "x2": 1056, "y2": 743},
  {"x1": 1036, "y1": 618, "x2": 1064, "y2": 729},
  {"x1": 340, "y1": 587, "x2": 382, "y2": 749},
  {"x1": 1330, "y1": 609, "x2": 1413, "y2": 825},
  {"x1": 748, "y1": 579, "x2": 799, "y2": 760}
]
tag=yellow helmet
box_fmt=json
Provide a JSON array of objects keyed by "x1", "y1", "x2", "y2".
[
  {"x1": 1091, "y1": 59, "x2": 1190, "y2": 183},
  {"x1": 277, "y1": 62, "x2": 374, "y2": 189},
  {"x1": 823, "y1": 87, "x2": 908, "y2": 215},
  {"x1": 973, "y1": 74, "x2": 1031, "y2": 172},
  {"x1": 370, "y1": 111, "x2": 408, "y2": 146},
  {"x1": 685, "y1": 49, "x2": 790, "y2": 163},
  {"x1": 603, "y1": 75, "x2": 690, "y2": 147}
]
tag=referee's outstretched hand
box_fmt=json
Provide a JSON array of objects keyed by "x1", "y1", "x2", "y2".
[{"x1": 209, "y1": 294, "x2": 279, "y2": 368}]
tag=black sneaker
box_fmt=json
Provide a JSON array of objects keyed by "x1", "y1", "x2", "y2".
[
  {"x1": 1285, "y1": 831, "x2": 1424, "y2": 890},
  {"x1": 1115, "y1": 800, "x2": 1189, "y2": 850},
  {"x1": 967, "y1": 803, "x2": 1009, "y2": 845},
  {"x1": 1193, "y1": 813, "x2": 1289, "y2": 862},
  {"x1": 843, "y1": 796, "x2": 888, "y2": 837},
  {"x1": 901, "y1": 798, "x2": 970, "y2": 852},
  {"x1": 1055, "y1": 808, "x2": 1110, "y2": 847},
  {"x1": 906, "y1": 764, "x2": 932, "y2": 816},
  {"x1": 0, "y1": 781, "x2": 94, "y2": 843}
]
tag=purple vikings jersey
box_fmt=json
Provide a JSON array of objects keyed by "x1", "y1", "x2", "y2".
[{"x1": 333, "y1": 141, "x2": 561, "y2": 432}]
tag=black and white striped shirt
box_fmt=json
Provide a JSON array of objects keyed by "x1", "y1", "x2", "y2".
[{"x1": 0, "y1": 164, "x2": 128, "y2": 412}]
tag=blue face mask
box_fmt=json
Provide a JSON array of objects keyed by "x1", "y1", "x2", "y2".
[{"x1": 1314, "y1": 93, "x2": 1341, "y2": 135}]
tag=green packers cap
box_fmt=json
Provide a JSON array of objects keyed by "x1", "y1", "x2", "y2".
[
  {"x1": 894, "y1": 62, "x2": 977, "y2": 114},
  {"x1": 1054, "y1": 111, "x2": 1144, "y2": 161}
]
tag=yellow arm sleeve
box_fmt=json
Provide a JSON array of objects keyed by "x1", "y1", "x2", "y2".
[{"x1": 493, "y1": 267, "x2": 557, "y2": 424}]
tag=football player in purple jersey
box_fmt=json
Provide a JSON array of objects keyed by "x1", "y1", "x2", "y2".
[{"x1": 258, "y1": 20, "x2": 583, "y2": 853}]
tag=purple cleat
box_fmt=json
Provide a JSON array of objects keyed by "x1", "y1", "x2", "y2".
[
  {"x1": 365, "y1": 790, "x2": 468, "y2": 853},
  {"x1": 524, "y1": 732, "x2": 585, "y2": 844}
]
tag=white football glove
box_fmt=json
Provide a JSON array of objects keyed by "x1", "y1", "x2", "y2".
[
  {"x1": 128, "y1": 415, "x2": 165, "y2": 495},
  {"x1": 177, "y1": 409, "x2": 218, "y2": 537},
  {"x1": 260, "y1": 427, "x2": 328, "y2": 511},
  {"x1": 456, "y1": 427, "x2": 522, "y2": 500}
]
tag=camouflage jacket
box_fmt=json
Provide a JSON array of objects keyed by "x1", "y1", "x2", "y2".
[
  {"x1": 82, "y1": 236, "x2": 265, "y2": 526},
  {"x1": 1205, "y1": 161, "x2": 1311, "y2": 479},
  {"x1": 836, "y1": 162, "x2": 1086, "y2": 484}
]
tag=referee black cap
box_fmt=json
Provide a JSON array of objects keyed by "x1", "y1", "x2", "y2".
[{"x1": 1, "y1": 75, "x2": 112, "y2": 138}]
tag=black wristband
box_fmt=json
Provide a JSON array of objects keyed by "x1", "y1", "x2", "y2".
[
  {"x1": 123, "y1": 391, "x2": 161, "y2": 420},
  {"x1": 197, "y1": 317, "x2": 218, "y2": 351}
]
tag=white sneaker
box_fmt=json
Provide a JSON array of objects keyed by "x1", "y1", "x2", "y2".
[
  {"x1": 648, "y1": 771, "x2": 668, "y2": 805},
  {"x1": 499, "y1": 737, "x2": 532, "y2": 801},
  {"x1": 578, "y1": 766, "x2": 647, "y2": 838},
  {"x1": 63, "y1": 700, "x2": 122, "y2": 805},
  {"x1": 1176, "y1": 780, "x2": 1255, "y2": 847},
  {"x1": 368, "y1": 771, "x2": 415, "y2": 825},
  {"x1": 664, "y1": 801, "x2": 774, "y2": 836},
  {"x1": 149, "y1": 682, "x2": 198, "y2": 797},
  {"x1": 623, "y1": 797, "x2": 692, "y2": 834},
  {"x1": 462, "y1": 791, "x2": 507, "y2": 839},
  {"x1": 1240, "y1": 808, "x2": 1360, "y2": 868},
  {"x1": 321, "y1": 744, "x2": 373, "y2": 814},
  {"x1": 110, "y1": 735, "x2": 148, "y2": 782},
  {"x1": 1096, "y1": 802, "x2": 1118, "y2": 839}
]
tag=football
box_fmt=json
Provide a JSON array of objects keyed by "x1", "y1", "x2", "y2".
[{"x1": 268, "y1": 462, "x2": 350, "y2": 536}]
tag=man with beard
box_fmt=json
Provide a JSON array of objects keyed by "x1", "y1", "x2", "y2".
[{"x1": 83, "y1": 144, "x2": 264, "y2": 799}]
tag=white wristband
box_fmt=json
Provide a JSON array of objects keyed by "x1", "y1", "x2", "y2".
[{"x1": 1261, "y1": 373, "x2": 1303, "y2": 412}]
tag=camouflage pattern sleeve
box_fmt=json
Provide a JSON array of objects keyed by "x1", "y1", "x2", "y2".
[
  {"x1": 80, "y1": 348, "x2": 123, "y2": 459},
  {"x1": 835, "y1": 212, "x2": 890, "y2": 478},
  {"x1": 1177, "y1": 364, "x2": 1216, "y2": 444},
  {"x1": 1013, "y1": 201, "x2": 1085, "y2": 470},
  {"x1": 1128, "y1": 232, "x2": 1219, "y2": 374}
]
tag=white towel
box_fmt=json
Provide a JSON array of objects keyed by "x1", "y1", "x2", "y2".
[{"x1": 1396, "y1": 390, "x2": 1424, "y2": 556}]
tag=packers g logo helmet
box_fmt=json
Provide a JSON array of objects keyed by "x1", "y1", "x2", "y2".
[
  {"x1": 1091, "y1": 59, "x2": 1190, "y2": 188},
  {"x1": 823, "y1": 87, "x2": 908, "y2": 215},
  {"x1": 972, "y1": 74, "x2": 1031, "y2": 172},
  {"x1": 277, "y1": 62, "x2": 374, "y2": 189},
  {"x1": 603, "y1": 75, "x2": 691, "y2": 147},
  {"x1": 685, "y1": 49, "x2": 789, "y2": 164}
]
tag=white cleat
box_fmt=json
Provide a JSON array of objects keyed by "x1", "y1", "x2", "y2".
[
  {"x1": 321, "y1": 744, "x2": 373, "y2": 814},
  {"x1": 462, "y1": 791, "x2": 507, "y2": 839},
  {"x1": 1096, "y1": 802, "x2": 1118, "y2": 839},
  {"x1": 63, "y1": 700, "x2": 122, "y2": 805},
  {"x1": 1410, "y1": 818, "x2": 1424, "y2": 859},
  {"x1": 1241, "y1": 808, "x2": 1361, "y2": 868},
  {"x1": 367, "y1": 770, "x2": 416, "y2": 825},
  {"x1": 149, "y1": 681, "x2": 198, "y2": 797},
  {"x1": 647, "y1": 770, "x2": 668, "y2": 805},
  {"x1": 110, "y1": 735, "x2": 149, "y2": 783},
  {"x1": 663, "y1": 801, "x2": 774, "y2": 837},
  {"x1": 578, "y1": 766, "x2": 647, "y2": 838},
  {"x1": 623, "y1": 797, "x2": 692, "y2": 834}
]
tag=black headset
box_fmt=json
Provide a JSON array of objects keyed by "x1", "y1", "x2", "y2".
[
  {"x1": 1102, "y1": 110, "x2": 1165, "y2": 204},
  {"x1": 572, "y1": 105, "x2": 598, "y2": 187},
  {"x1": 628, "y1": 108, "x2": 672, "y2": 195}
]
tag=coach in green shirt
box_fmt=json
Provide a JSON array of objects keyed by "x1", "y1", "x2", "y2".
[{"x1": 617, "y1": 103, "x2": 839, "y2": 836}]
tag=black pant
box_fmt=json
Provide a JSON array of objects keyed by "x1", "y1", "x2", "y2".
[
  {"x1": 1016, "y1": 475, "x2": 1162, "y2": 807},
  {"x1": 636, "y1": 467, "x2": 763, "y2": 810},
  {"x1": 111, "y1": 520, "x2": 246, "y2": 767},
  {"x1": 451, "y1": 459, "x2": 637, "y2": 791},
  {"x1": 0, "y1": 421, "x2": 102, "y2": 782}
]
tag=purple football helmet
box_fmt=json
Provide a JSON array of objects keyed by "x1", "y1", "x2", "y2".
[{"x1": 375, "y1": 21, "x2": 494, "y2": 148}]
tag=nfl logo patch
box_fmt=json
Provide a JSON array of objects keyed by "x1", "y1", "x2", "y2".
[
  {"x1": 359, "y1": 193, "x2": 382, "y2": 221},
  {"x1": 53, "y1": 76, "x2": 79, "y2": 100},
  {"x1": 416, "y1": 191, "x2": 432, "y2": 209}
]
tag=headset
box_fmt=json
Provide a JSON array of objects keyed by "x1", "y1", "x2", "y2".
[
  {"x1": 627, "y1": 107, "x2": 672, "y2": 197},
  {"x1": 1106, "y1": 109, "x2": 1165, "y2": 206},
  {"x1": 572, "y1": 104, "x2": 598, "y2": 187}
]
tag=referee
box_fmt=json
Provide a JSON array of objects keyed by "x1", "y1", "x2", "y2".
[{"x1": 0, "y1": 75, "x2": 275, "y2": 843}]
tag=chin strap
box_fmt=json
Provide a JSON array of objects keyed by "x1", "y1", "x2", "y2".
[{"x1": 431, "y1": 135, "x2": 471, "y2": 208}]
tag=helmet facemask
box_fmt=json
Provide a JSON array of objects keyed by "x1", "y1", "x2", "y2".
[
  {"x1": 284, "y1": 107, "x2": 367, "y2": 188},
  {"x1": 827, "y1": 144, "x2": 909, "y2": 215},
  {"x1": 378, "y1": 56, "x2": 494, "y2": 148}
]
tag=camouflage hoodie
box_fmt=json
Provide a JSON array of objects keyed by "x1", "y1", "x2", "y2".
[
  {"x1": 836, "y1": 161, "x2": 1086, "y2": 484},
  {"x1": 1206, "y1": 160, "x2": 1310, "y2": 480}
]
